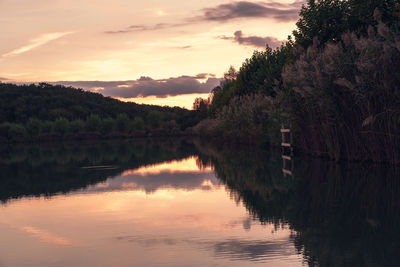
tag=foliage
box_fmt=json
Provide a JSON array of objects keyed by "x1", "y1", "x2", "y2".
[
  {"x1": 26, "y1": 118, "x2": 43, "y2": 136},
  {"x1": 86, "y1": 114, "x2": 101, "y2": 132},
  {"x1": 194, "y1": 0, "x2": 400, "y2": 164},
  {"x1": 147, "y1": 110, "x2": 163, "y2": 129},
  {"x1": 283, "y1": 21, "x2": 400, "y2": 163},
  {"x1": 208, "y1": 42, "x2": 295, "y2": 115},
  {"x1": 194, "y1": 93, "x2": 280, "y2": 144},
  {"x1": 132, "y1": 117, "x2": 145, "y2": 130},
  {"x1": 70, "y1": 119, "x2": 85, "y2": 133},
  {"x1": 116, "y1": 113, "x2": 130, "y2": 132},
  {"x1": 53, "y1": 118, "x2": 70, "y2": 135},
  {"x1": 293, "y1": 0, "x2": 400, "y2": 48},
  {"x1": 0, "y1": 83, "x2": 200, "y2": 131}
]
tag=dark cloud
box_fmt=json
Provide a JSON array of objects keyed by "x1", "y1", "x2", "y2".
[
  {"x1": 219, "y1": 30, "x2": 282, "y2": 48},
  {"x1": 104, "y1": 1, "x2": 304, "y2": 34},
  {"x1": 197, "y1": 1, "x2": 304, "y2": 22},
  {"x1": 0, "y1": 77, "x2": 8, "y2": 81},
  {"x1": 54, "y1": 74, "x2": 221, "y2": 98}
]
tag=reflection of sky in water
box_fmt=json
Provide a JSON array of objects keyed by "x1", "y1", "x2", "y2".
[
  {"x1": 84, "y1": 157, "x2": 221, "y2": 194},
  {"x1": 0, "y1": 156, "x2": 304, "y2": 267}
]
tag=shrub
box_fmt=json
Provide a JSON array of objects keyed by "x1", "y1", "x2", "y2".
[
  {"x1": 86, "y1": 114, "x2": 101, "y2": 132},
  {"x1": 69, "y1": 119, "x2": 85, "y2": 133},
  {"x1": 132, "y1": 117, "x2": 145, "y2": 131},
  {"x1": 100, "y1": 117, "x2": 116, "y2": 135},
  {"x1": 26, "y1": 118, "x2": 43, "y2": 136},
  {"x1": 116, "y1": 113, "x2": 130, "y2": 132},
  {"x1": 8, "y1": 123, "x2": 27, "y2": 141},
  {"x1": 282, "y1": 20, "x2": 400, "y2": 163},
  {"x1": 147, "y1": 111, "x2": 162, "y2": 129},
  {"x1": 53, "y1": 118, "x2": 70, "y2": 135},
  {"x1": 41, "y1": 121, "x2": 53, "y2": 133},
  {"x1": 194, "y1": 94, "x2": 278, "y2": 144}
]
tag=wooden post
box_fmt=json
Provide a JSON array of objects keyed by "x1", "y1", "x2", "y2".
[{"x1": 281, "y1": 124, "x2": 294, "y2": 176}]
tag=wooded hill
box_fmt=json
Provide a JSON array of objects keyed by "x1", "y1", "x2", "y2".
[{"x1": 0, "y1": 83, "x2": 204, "y2": 142}]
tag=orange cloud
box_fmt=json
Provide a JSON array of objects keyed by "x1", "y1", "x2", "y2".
[{"x1": 2, "y1": 32, "x2": 74, "y2": 57}]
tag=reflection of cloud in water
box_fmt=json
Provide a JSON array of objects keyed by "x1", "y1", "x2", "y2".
[
  {"x1": 114, "y1": 234, "x2": 295, "y2": 262},
  {"x1": 87, "y1": 171, "x2": 220, "y2": 194},
  {"x1": 21, "y1": 226, "x2": 80, "y2": 247},
  {"x1": 84, "y1": 156, "x2": 219, "y2": 194}
]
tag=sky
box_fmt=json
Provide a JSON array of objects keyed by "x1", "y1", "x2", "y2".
[{"x1": 0, "y1": 0, "x2": 304, "y2": 108}]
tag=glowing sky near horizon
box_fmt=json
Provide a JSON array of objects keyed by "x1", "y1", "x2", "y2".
[{"x1": 0, "y1": 0, "x2": 303, "y2": 108}]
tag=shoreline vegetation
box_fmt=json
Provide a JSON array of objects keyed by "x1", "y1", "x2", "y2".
[
  {"x1": 1, "y1": 0, "x2": 399, "y2": 164},
  {"x1": 192, "y1": 0, "x2": 400, "y2": 164}
]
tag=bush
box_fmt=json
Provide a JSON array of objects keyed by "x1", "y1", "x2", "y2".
[
  {"x1": 69, "y1": 119, "x2": 85, "y2": 133},
  {"x1": 132, "y1": 117, "x2": 145, "y2": 131},
  {"x1": 147, "y1": 111, "x2": 162, "y2": 129},
  {"x1": 86, "y1": 114, "x2": 101, "y2": 132},
  {"x1": 8, "y1": 123, "x2": 27, "y2": 141},
  {"x1": 41, "y1": 121, "x2": 53, "y2": 133},
  {"x1": 0, "y1": 123, "x2": 11, "y2": 139},
  {"x1": 116, "y1": 113, "x2": 130, "y2": 132},
  {"x1": 53, "y1": 118, "x2": 70, "y2": 135},
  {"x1": 194, "y1": 94, "x2": 278, "y2": 144},
  {"x1": 100, "y1": 117, "x2": 116, "y2": 135},
  {"x1": 26, "y1": 118, "x2": 43, "y2": 136}
]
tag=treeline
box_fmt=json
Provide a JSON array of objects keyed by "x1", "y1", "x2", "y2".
[
  {"x1": 0, "y1": 83, "x2": 204, "y2": 142},
  {"x1": 193, "y1": 0, "x2": 400, "y2": 164}
]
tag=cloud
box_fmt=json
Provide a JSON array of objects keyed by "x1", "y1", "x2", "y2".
[
  {"x1": 219, "y1": 30, "x2": 283, "y2": 48},
  {"x1": 54, "y1": 73, "x2": 221, "y2": 98},
  {"x1": 197, "y1": 1, "x2": 304, "y2": 22},
  {"x1": 0, "y1": 77, "x2": 8, "y2": 81},
  {"x1": 104, "y1": 1, "x2": 304, "y2": 34},
  {"x1": 175, "y1": 45, "x2": 192, "y2": 49},
  {"x1": 21, "y1": 226, "x2": 80, "y2": 247},
  {"x1": 105, "y1": 23, "x2": 186, "y2": 34},
  {"x1": 2, "y1": 31, "x2": 74, "y2": 57}
]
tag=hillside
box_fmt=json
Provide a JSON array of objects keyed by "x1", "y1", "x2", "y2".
[{"x1": 0, "y1": 83, "x2": 204, "y2": 142}]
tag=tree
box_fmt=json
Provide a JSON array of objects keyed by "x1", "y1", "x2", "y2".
[
  {"x1": 147, "y1": 111, "x2": 162, "y2": 129},
  {"x1": 86, "y1": 114, "x2": 101, "y2": 132},
  {"x1": 224, "y1": 66, "x2": 237, "y2": 81},
  {"x1": 116, "y1": 113, "x2": 130, "y2": 132},
  {"x1": 132, "y1": 117, "x2": 145, "y2": 130},
  {"x1": 53, "y1": 118, "x2": 69, "y2": 135},
  {"x1": 26, "y1": 118, "x2": 43, "y2": 136},
  {"x1": 293, "y1": 0, "x2": 399, "y2": 48},
  {"x1": 100, "y1": 117, "x2": 116, "y2": 135}
]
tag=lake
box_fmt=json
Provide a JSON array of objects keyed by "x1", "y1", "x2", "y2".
[{"x1": 0, "y1": 139, "x2": 399, "y2": 267}]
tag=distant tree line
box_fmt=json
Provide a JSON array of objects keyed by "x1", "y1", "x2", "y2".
[
  {"x1": 0, "y1": 83, "x2": 205, "y2": 142},
  {"x1": 193, "y1": 0, "x2": 400, "y2": 164}
]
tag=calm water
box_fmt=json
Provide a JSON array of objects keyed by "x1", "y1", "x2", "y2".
[{"x1": 0, "y1": 139, "x2": 399, "y2": 267}]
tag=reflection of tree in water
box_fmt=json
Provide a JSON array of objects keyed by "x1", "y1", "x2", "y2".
[
  {"x1": 2, "y1": 138, "x2": 400, "y2": 266},
  {"x1": 195, "y1": 140, "x2": 400, "y2": 267},
  {"x1": 0, "y1": 139, "x2": 196, "y2": 202}
]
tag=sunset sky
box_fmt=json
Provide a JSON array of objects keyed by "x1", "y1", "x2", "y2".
[{"x1": 0, "y1": 0, "x2": 303, "y2": 108}]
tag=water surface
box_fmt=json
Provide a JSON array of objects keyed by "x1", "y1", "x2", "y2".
[{"x1": 0, "y1": 140, "x2": 399, "y2": 266}]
